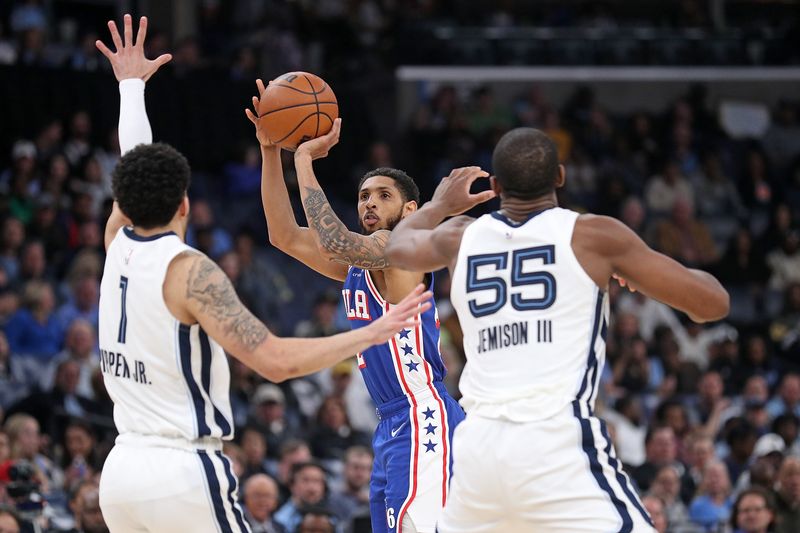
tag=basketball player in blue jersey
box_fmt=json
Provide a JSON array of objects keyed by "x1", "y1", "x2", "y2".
[
  {"x1": 246, "y1": 90, "x2": 465, "y2": 533},
  {"x1": 93, "y1": 16, "x2": 432, "y2": 533},
  {"x1": 385, "y1": 129, "x2": 730, "y2": 532}
]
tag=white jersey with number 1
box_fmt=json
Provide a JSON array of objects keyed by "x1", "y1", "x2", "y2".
[{"x1": 98, "y1": 227, "x2": 234, "y2": 441}]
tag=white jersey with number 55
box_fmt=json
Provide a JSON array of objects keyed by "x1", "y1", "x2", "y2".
[
  {"x1": 450, "y1": 207, "x2": 609, "y2": 422},
  {"x1": 99, "y1": 227, "x2": 234, "y2": 441}
]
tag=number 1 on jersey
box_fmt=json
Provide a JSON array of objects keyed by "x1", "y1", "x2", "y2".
[{"x1": 118, "y1": 276, "x2": 129, "y2": 343}]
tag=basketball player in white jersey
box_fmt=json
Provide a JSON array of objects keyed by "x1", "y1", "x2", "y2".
[
  {"x1": 385, "y1": 128, "x2": 730, "y2": 532},
  {"x1": 94, "y1": 15, "x2": 432, "y2": 533}
]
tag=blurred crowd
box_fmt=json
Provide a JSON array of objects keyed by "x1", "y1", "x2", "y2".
[{"x1": 1, "y1": 1, "x2": 800, "y2": 533}]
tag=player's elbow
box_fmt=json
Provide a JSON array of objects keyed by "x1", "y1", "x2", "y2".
[
  {"x1": 694, "y1": 288, "x2": 730, "y2": 323},
  {"x1": 707, "y1": 288, "x2": 730, "y2": 321}
]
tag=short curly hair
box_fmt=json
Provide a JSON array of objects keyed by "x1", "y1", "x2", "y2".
[
  {"x1": 358, "y1": 167, "x2": 420, "y2": 204},
  {"x1": 112, "y1": 143, "x2": 191, "y2": 229}
]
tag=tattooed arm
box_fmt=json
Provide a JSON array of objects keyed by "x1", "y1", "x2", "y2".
[
  {"x1": 163, "y1": 251, "x2": 433, "y2": 381},
  {"x1": 300, "y1": 182, "x2": 392, "y2": 270},
  {"x1": 293, "y1": 137, "x2": 393, "y2": 270}
]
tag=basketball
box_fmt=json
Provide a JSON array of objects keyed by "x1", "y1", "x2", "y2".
[{"x1": 257, "y1": 72, "x2": 339, "y2": 151}]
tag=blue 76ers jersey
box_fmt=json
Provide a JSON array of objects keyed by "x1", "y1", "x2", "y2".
[{"x1": 342, "y1": 267, "x2": 446, "y2": 406}]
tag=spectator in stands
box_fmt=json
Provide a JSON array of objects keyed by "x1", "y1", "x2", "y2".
[
  {"x1": 55, "y1": 277, "x2": 99, "y2": 333},
  {"x1": 724, "y1": 419, "x2": 760, "y2": 486},
  {"x1": 69, "y1": 486, "x2": 108, "y2": 533},
  {"x1": 0, "y1": 218, "x2": 25, "y2": 282},
  {"x1": 185, "y1": 198, "x2": 232, "y2": 259},
  {"x1": 310, "y1": 396, "x2": 370, "y2": 461},
  {"x1": 6, "y1": 359, "x2": 103, "y2": 441},
  {"x1": 771, "y1": 415, "x2": 799, "y2": 457},
  {"x1": 632, "y1": 426, "x2": 688, "y2": 494},
  {"x1": 714, "y1": 228, "x2": 771, "y2": 289},
  {"x1": 645, "y1": 160, "x2": 694, "y2": 217},
  {"x1": 0, "y1": 331, "x2": 28, "y2": 409},
  {"x1": 5, "y1": 280, "x2": 62, "y2": 362},
  {"x1": 275, "y1": 439, "x2": 313, "y2": 502},
  {"x1": 61, "y1": 419, "x2": 99, "y2": 492},
  {"x1": 240, "y1": 426, "x2": 275, "y2": 481},
  {"x1": 331, "y1": 446, "x2": 372, "y2": 525},
  {"x1": 242, "y1": 474, "x2": 286, "y2": 533},
  {"x1": 773, "y1": 457, "x2": 800, "y2": 533},
  {"x1": 739, "y1": 150, "x2": 773, "y2": 236},
  {"x1": 695, "y1": 152, "x2": 746, "y2": 245},
  {"x1": 767, "y1": 374, "x2": 800, "y2": 419},
  {"x1": 689, "y1": 460, "x2": 734, "y2": 531},
  {"x1": 731, "y1": 487, "x2": 776, "y2": 533},
  {"x1": 767, "y1": 231, "x2": 800, "y2": 291},
  {"x1": 643, "y1": 495, "x2": 668, "y2": 533},
  {"x1": 274, "y1": 462, "x2": 344, "y2": 533},
  {"x1": 298, "y1": 505, "x2": 336, "y2": 533},
  {"x1": 39, "y1": 319, "x2": 98, "y2": 399},
  {"x1": 655, "y1": 196, "x2": 718, "y2": 267},
  {"x1": 3, "y1": 413, "x2": 63, "y2": 496},
  {"x1": 248, "y1": 384, "x2": 303, "y2": 460},
  {"x1": 648, "y1": 465, "x2": 696, "y2": 529}
]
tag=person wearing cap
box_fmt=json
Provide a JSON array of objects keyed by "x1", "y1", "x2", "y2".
[
  {"x1": 733, "y1": 433, "x2": 786, "y2": 497},
  {"x1": 249, "y1": 383, "x2": 301, "y2": 459}
]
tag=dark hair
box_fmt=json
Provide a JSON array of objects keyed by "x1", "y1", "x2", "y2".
[
  {"x1": 112, "y1": 142, "x2": 191, "y2": 229},
  {"x1": 731, "y1": 486, "x2": 775, "y2": 529},
  {"x1": 289, "y1": 461, "x2": 327, "y2": 488},
  {"x1": 358, "y1": 167, "x2": 420, "y2": 204},
  {"x1": 492, "y1": 128, "x2": 559, "y2": 199}
]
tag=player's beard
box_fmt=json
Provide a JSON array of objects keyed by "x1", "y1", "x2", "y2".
[{"x1": 360, "y1": 208, "x2": 403, "y2": 235}]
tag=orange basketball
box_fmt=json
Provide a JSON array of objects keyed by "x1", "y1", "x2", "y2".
[{"x1": 257, "y1": 72, "x2": 339, "y2": 151}]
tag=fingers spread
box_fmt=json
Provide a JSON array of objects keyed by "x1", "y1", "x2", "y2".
[
  {"x1": 123, "y1": 14, "x2": 133, "y2": 47},
  {"x1": 108, "y1": 20, "x2": 123, "y2": 51},
  {"x1": 135, "y1": 16, "x2": 148, "y2": 47},
  {"x1": 95, "y1": 40, "x2": 114, "y2": 59}
]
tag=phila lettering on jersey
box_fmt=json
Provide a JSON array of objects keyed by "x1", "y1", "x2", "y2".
[
  {"x1": 99, "y1": 227, "x2": 233, "y2": 441},
  {"x1": 450, "y1": 207, "x2": 610, "y2": 422},
  {"x1": 342, "y1": 268, "x2": 446, "y2": 406}
]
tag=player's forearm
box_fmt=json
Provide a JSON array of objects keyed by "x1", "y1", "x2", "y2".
[
  {"x1": 293, "y1": 154, "x2": 389, "y2": 267},
  {"x1": 264, "y1": 328, "x2": 374, "y2": 381},
  {"x1": 386, "y1": 202, "x2": 448, "y2": 263},
  {"x1": 261, "y1": 145, "x2": 303, "y2": 249},
  {"x1": 118, "y1": 79, "x2": 152, "y2": 154}
]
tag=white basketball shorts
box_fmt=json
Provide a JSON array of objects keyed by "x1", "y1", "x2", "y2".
[
  {"x1": 437, "y1": 402, "x2": 656, "y2": 532},
  {"x1": 99, "y1": 435, "x2": 250, "y2": 532}
]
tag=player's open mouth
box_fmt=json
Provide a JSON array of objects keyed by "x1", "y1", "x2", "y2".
[{"x1": 363, "y1": 213, "x2": 380, "y2": 224}]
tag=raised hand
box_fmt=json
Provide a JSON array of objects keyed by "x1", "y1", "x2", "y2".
[
  {"x1": 365, "y1": 284, "x2": 433, "y2": 345},
  {"x1": 244, "y1": 78, "x2": 277, "y2": 147},
  {"x1": 295, "y1": 117, "x2": 341, "y2": 160},
  {"x1": 430, "y1": 166, "x2": 497, "y2": 217},
  {"x1": 95, "y1": 14, "x2": 172, "y2": 82}
]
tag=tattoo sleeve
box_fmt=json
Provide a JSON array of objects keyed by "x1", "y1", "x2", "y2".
[
  {"x1": 186, "y1": 256, "x2": 269, "y2": 350},
  {"x1": 302, "y1": 186, "x2": 390, "y2": 269}
]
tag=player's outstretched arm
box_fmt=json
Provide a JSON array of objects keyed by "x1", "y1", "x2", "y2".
[
  {"x1": 577, "y1": 215, "x2": 729, "y2": 323},
  {"x1": 293, "y1": 119, "x2": 395, "y2": 270},
  {"x1": 96, "y1": 14, "x2": 172, "y2": 154},
  {"x1": 386, "y1": 166, "x2": 496, "y2": 273},
  {"x1": 166, "y1": 252, "x2": 431, "y2": 381},
  {"x1": 98, "y1": 14, "x2": 171, "y2": 250},
  {"x1": 245, "y1": 82, "x2": 348, "y2": 281}
]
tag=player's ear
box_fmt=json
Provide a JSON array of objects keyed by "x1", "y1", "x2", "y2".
[
  {"x1": 402, "y1": 200, "x2": 418, "y2": 217},
  {"x1": 490, "y1": 176, "x2": 502, "y2": 196},
  {"x1": 555, "y1": 164, "x2": 566, "y2": 189},
  {"x1": 178, "y1": 195, "x2": 190, "y2": 218}
]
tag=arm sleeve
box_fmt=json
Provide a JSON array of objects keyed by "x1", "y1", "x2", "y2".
[{"x1": 118, "y1": 78, "x2": 152, "y2": 155}]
